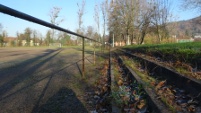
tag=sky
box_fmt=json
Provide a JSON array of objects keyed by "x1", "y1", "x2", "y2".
[{"x1": 0, "y1": 0, "x2": 200, "y2": 37}]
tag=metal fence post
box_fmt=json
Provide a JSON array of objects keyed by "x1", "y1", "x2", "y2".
[
  {"x1": 82, "y1": 38, "x2": 85, "y2": 77},
  {"x1": 94, "y1": 43, "x2": 96, "y2": 65}
]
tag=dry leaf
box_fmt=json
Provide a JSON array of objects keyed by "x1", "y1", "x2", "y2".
[
  {"x1": 155, "y1": 80, "x2": 166, "y2": 90},
  {"x1": 117, "y1": 79, "x2": 123, "y2": 86}
]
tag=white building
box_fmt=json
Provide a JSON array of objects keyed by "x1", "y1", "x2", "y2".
[{"x1": 194, "y1": 33, "x2": 201, "y2": 38}]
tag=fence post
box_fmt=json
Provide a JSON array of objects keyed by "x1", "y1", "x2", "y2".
[
  {"x1": 82, "y1": 38, "x2": 85, "y2": 77},
  {"x1": 94, "y1": 43, "x2": 96, "y2": 65}
]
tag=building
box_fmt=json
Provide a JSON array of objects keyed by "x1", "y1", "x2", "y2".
[
  {"x1": 176, "y1": 38, "x2": 194, "y2": 43},
  {"x1": 3, "y1": 37, "x2": 40, "y2": 47},
  {"x1": 194, "y1": 33, "x2": 201, "y2": 39},
  {"x1": 3, "y1": 37, "x2": 17, "y2": 46}
]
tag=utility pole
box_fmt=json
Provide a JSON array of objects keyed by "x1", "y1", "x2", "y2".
[{"x1": 113, "y1": 33, "x2": 114, "y2": 47}]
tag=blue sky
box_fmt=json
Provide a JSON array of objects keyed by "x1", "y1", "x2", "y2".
[{"x1": 0, "y1": 0, "x2": 200, "y2": 37}]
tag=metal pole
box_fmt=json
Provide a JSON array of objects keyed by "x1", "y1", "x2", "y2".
[
  {"x1": 94, "y1": 43, "x2": 96, "y2": 65},
  {"x1": 0, "y1": 4, "x2": 101, "y2": 43},
  {"x1": 113, "y1": 33, "x2": 114, "y2": 47},
  {"x1": 82, "y1": 38, "x2": 85, "y2": 77}
]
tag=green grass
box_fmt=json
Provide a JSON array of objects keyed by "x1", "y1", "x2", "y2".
[
  {"x1": 122, "y1": 56, "x2": 156, "y2": 86},
  {"x1": 124, "y1": 42, "x2": 201, "y2": 54},
  {"x1": 123, "y1": 42, "x2": 201, "y2": 67},
  {"x1": 124, "y1": 42, "x2": 201, "y2": 50},
  {"x1": 160, "y1": 97, "x2": 176, "y2": 113}
]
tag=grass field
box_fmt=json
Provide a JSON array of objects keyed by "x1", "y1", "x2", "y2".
[{"x1": 124, "y1": 42, "x2": 201, "y2": 66}]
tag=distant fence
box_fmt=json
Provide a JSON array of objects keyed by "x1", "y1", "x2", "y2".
[{"x1": 0, "y1": 4, "x2": 110, "y2": 77}]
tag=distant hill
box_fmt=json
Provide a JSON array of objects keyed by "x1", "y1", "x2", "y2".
[{"x1": 168, "y1": 16, "x2": 201, "y2": 38}]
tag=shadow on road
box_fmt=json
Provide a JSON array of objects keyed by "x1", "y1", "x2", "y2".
[
  {"x1": 0, "y1": 48, "x2": 100, "y2": 112},
  {"x1": 0, "y1": 48, "x2": 62, "y2": 99},
  {"x1": 33, "y1": 87, "x2": 88, "y2": 113}
]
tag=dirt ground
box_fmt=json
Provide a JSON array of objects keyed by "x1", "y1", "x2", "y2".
[{"x1": 0, "y1": 47, "x2": 104, "y2": 113}]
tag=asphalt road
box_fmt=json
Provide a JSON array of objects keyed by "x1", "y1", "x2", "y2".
[{"x1": 0, "y1": 47, "x2": 96, "y2": 113}]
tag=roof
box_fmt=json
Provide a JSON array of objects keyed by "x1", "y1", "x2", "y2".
[
  {"x1": 194, "y1": 33, "x2": 201, "y2": 36},
  {"x1": 3, "y1": 37, "x2": 17, "y2": 42}
]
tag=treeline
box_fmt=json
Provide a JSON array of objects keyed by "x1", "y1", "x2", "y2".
[
  {"x1": 106, "y1": 0, "x2": 173, "y2": 44},
  {"x1": 97, "y1": 0, "x2": 201, "y2": 45},
  {"x1": 1, "y1": 0, "x2": 200, "y2": 46},
  {"x1": 16, "y1": 27, "x2": 75, "y2": 47},
  {"x1": 0, "y1": 26, "x2": 76, "y2": 47}
]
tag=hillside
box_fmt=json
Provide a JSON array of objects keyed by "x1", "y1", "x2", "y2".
[{"x1": 168, "y1": 16, "x2": 201, "y2": 38}]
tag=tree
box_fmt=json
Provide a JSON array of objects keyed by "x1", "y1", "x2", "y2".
[
  {"x1": 181, "y1": 0, "x2": 201, "y2": 11},
  {"x1": 101, "y1": 0, "x2": 109, "y2": 44},
  {"x1": 181, "y1": 0, "x2": 201, "y2": 24},
  {"x1": 107, "y1": 0, "x2": 173, "y2": 45},
  {"x1": 150, "y1": 0, "x2": 172, "y2": 43},
  {"x1": 85, "y1": 26, "x2": 95, "y2": 45},
  {"x1": 0, "y1": 34, "x2": 3, "y2": 47},
  {"x1": 45, "y1": 30, "x2": 52, "y2": 46},
  {"x1": 58, "y1": 32, "x2": 71, "y2": 46},
  {"x1": 94, "y1": 4, "x2": 101, "y2": 42},
  {"x1": 2, "y1": 30, "x2": 8, "y2": 38},
  {"x1": 32, "y1": 30, "x2": 37, "y2": 46},
  {"x1": 49, "y1": 7, "x2": 64, "y2": 42},
  {"x1": 32, "y1": 30, "x2": 42, "y2": 46},
  {"x1": 77, "y1": 0, "x2": 86, "y2": 44},
  {"x1": 24, "y1": 27, "x2": 32, "y2": 46},
  {"x1": 107, "y1": 0, "x2": 122, "y2": 42},
  {"x1": 0, "y1": 23, "x2": 2, "y2": 33},
  {"x1": 16, "y1": 32, "x2": 21, "y2": 46},
  {"x1": 86, "y1": 26, "x2": 94, "y2": 38},
  {"x1": 0, "y1": 23, "x2": 3, "y2": 47},
  {"x1": 134, "y1": 0, "x2": 153, "y2": 45},
  {"x1": 93, "y1": 32, "x2": 101, "y2": 41},
  {"x1": 108, "y1": 0, "x2": 147, "y2": 45}
]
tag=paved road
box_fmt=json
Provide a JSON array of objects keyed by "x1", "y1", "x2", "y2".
[{"x1": 0, "y1": 47, "x2": 96, "y2": 113}]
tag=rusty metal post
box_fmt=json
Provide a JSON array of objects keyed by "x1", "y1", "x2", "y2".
[
  {"x1": 82, "y1": 38, "x2": 85, "y2": 77},
  {"x1": 94, "y1": 43, "x2": 96, "y2": 65}
]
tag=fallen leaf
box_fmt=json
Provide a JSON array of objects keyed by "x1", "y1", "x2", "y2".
[
  {"x1": 155, "y1": 80, "x2": 166, "y2": 90},
  {"x1": 117, "y1": 79, "x2": 123, "y2": 86}
]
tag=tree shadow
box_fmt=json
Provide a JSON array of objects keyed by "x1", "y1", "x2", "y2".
[
  {"x1": 0, "y1": 48, "x2": 62, "y2": 98},
  {"x1": 33, "y1": 87, "x2": 88, "y2": 113},
  {"x1": 0, "y1": 56, "x2": 87, "y2": 102},
  {"x1": 0, "y1": 48, "x2": 99, "y2": 112}
]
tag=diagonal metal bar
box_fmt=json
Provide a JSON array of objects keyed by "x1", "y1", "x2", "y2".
[{"x1": 0, "y1": 4, "x2": 101, "y2": 44}]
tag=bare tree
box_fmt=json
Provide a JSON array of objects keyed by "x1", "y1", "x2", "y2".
[
  {"x1": 85, "y1": 26, "x2": 95, "y2": 45},
  {"x1": 49, "y1": 7, "x2": 64, "y2": 43},
  {"x1": 108, "y1": 0, "x2": 140, "y2": 45},
  {"x1": 16, "y1": 32, "x2": 21, "y2": 46},
  {"x1": 150, "y1": 0, "x2": 172, "y2": 43},
  {"x1": 24, "y1": 27, "x2": 32, "y2": 46},
  {"x1": 107, "y1": 0, "x2": 173, "y2": 45},
  {"x1": 0, "y1": 24, "x2": 3, "y2": 47},
  {"x1": 101, "y1": 0, "x2": 109, "y2": 44},
  {"x1": 45, "y1": 30, "x2": 52, "y2": 46},
  {"x1": 77, "y1": 0, "x2": 86, "y2": 44},
  {"x1": 86, "y1": 26, "x2": 94, "y2": 38},
  {"x1": 2, "y1": 30, "x2": 7, "y2": 38},
  {"x1": 181, "y1": 0, "x2": 201, "y2": 11},
  {"x1": 181, "y1": 0, "x2": 201, "y2": 24},
  {"x1": 133, "y1": 0, "x2": 153, "y2": 45},
  {"x1": 32, "y1": 30, "x2": 37, "y2": 46},
  {"x1": 107, "y1": 0, "x2": 119, "y2": 41},
  {"x1": 0, "y1": 23, "x2": 2, "y2": 33},
  {"x1": 77, "y1": 0, "x2": 86, "y2": 32},
  {"x1": 94, "y1": 4, "x2": 100, "y2": 42}
]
